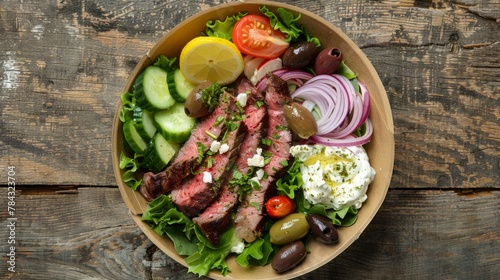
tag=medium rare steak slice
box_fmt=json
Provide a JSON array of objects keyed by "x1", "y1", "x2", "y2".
[
  {"x1": 139, "y1": 91, "x2": 234, "y2": 202},
  {"x1": 192, "y1": 184, "x2": 238, "y2": 246},
  {"x1": 234, "y1": 73, "x2": 293, "y2": 243},
  {"x1": 194, "y1": 78, "x2": 266, "y2": 245},
  {"x1": 172, "y1": 97, "x2": 247, "y2": 217}
]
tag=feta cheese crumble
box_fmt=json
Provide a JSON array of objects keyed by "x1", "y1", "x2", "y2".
[
  {"x1": 247, "y1": 148, "x2": 265, "y2": 167},
  {"x1": 210, "y1": 141, "x2": 221, "y2": 153},
  {"x1": 230, "y1": 240, "x2": 245, "y2": 254},
  {"x1": 202, "y1": 171, "x2": 212, "y2": 183},
  {"x1": 219, "y1": 143, "x2": 229, "y2": 154},
  {"x1": 236, "y1": 93, "x2": 248, "y2": 107},
  {"x1": 290, "y1": 144, "x2": 376, "y2": 210}
]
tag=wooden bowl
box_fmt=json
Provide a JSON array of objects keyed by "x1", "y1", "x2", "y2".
[{"x1": 112, "y1": 1, "x2": 394, "y2": 279}]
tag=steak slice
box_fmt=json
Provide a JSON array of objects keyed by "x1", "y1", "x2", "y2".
[
  {"x1": 192, "y1": 184, "x2": 238, "y2": 246},
  {"x1": 172, "y1": 96, "x2": 247, "y2": 217},
  {"x1": 234, "y1": 73, "x2": 293, "y2": 243},
  {"x1": 139, "y1": 91, "x2": 234, "y2": 202},
  {"x1": 193, "y1": 78, "x2": 266, "y2": 245}
]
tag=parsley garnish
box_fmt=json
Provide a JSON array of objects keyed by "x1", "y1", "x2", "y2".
[
  {"x1": 262, "y1": 138, "x2": 272, "y2": 146},
  {"x1": 201, "y1": 82, "x2": 225, "y2": 112}
]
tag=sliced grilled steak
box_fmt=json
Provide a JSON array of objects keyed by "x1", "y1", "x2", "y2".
[
  {"x1": 193, "y1": 78, "x2": 266, "y2": 245},
  {"x1": 139, "y1": 91, "x2": 234, "y2": 202},
  {"x1": 192, "y1": 184, "x2": 238, "y2": 246},
  {"x1": 172, "y1": 96, "x2": 247, "y2": 217},
  {"x1": 234, "y1": 73, "x2": 293, "y2": 243}
]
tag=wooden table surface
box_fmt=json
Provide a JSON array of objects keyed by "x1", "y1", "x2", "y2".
[{"x1": 1, "y1": 0, "x2": 499, "y2": 279}]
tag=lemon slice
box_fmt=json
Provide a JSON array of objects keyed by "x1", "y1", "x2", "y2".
[{"x1": 180, "y1": 36, "x2": 244, "y2": 85}]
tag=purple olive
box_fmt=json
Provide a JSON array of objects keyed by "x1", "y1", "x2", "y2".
[
  {"x1": 271, "y1": 240, "x2": 307, "y2": 274},
  {"x1": 306, "y1": 214, "x2": 339, "y2": 244},
  {"x1": 282, "y1": 42, "x2": 318, "y2": 70},
  {"x1": 313, "y1": 47, "x2": 343, "y2": 75}
]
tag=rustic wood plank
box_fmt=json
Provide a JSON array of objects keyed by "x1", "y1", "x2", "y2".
[
  {"x1": 0, "y1": 188, "x2": 497, "y2": 279},
  {"x1": 0, "y1": 1, "x2": 498, "y2": 188}
]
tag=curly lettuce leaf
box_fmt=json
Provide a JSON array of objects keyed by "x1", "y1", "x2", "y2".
[
  {"x1": 119, "y1": 91, "x2": 136, "y2": 122},
  {"x1": 235, "y1": 233, "x2": 276, "y2": 267},
  {"x1": 276, "y1": 159, "x2": 303, "y2": 199},
  {"x1": 119, "y1": 152, "x2": 142, "y2": 190},
  {"x1": 298, "y1": 195, "x2": 359, "y2": 226},
  {"x1": 141, "y1": 195, "x2": 198, "y2": 255},
  {"x1": 259, "y1": 6, "x2": 320, "y2": 46},
  {"x1": 185, "y1": 227, "x2": 240, "y2": 277},
  {"x1": 153, "y1": 55, "x2": 177, "y2": 72},
  {"x1": 205, "y1": 12, "x2": 246, "y2": 40}
]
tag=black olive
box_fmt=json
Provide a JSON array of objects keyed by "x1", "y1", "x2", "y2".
[
  {"x1": 271, "y1": 240, "x2": 307, "y2": 274},
  {"x1": 184, "y1": 81, "x2": 212, "y2": 117},
  {"x1": 282, "y1": 42, "x2": 318, "y2": 69},
  {"x1": 306, "y1": 214, "x2": 339, "y2": 244},
  {"x1": 314, "y1": 47, "x2": 343, "y2": 75}
]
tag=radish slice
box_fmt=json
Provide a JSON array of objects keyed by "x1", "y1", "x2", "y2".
[
  {"x1": 244, "y1": 56, "x2": 265, "y2": 80},
  {"x1": 250, "y1": 58, "x2": 282, "y2": 85}
]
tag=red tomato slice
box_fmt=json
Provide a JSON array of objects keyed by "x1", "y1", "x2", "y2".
[
  {"x1": 265, "y1": 195, "x2": 296, "y2": 219},
  {"x1": 232, "y1": 15, "x2": 289, "y2": 59}
]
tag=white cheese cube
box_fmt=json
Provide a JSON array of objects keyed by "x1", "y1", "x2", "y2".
[
  {"x1": 247, "y1": 154, "x2": 265, "y2": 167},
  {"x1": 219, "y1": 143, "x2": 230, "y2": 154},
  {"x1": 210, "y1": 141, "x2": 221, "y2": 153},
  {"x1": 237, "y1": 93, "x2": 248, "y2": 107},
  {"x1": 202, "y1": 171, "x2": 212, "y2": 183}
]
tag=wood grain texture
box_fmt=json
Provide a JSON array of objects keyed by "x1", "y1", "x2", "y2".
[
  {"x1": 0, "y1": 0, "x2": 498, "y2": 189},
  {"x1": 0, "y1": 1, "x2": 498, "y2": 278},
  {"x1": 0, "y1": 188, "x2": 498, "y2": 279}
]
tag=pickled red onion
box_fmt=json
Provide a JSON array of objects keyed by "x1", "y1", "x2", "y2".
[
  {"x1": 255, "y1": 69, "x2": 313, "y2": 92},
  {"x1": 253, "y1": 69, "x2": 373, "y2": 147},
  {"x1": 291, "y1": 74, "x2": 373, "y2": 146}
]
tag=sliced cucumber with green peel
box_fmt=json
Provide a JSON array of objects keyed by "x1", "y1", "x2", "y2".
[
  {"x1": 143, "y1": 133, "x2": 180, "y2": 173},
  {"x1": 123, "y1": 119, "x2": 148, "y2": 154},
  {"x1": 167, "y1": 68, "x2": 196, "y2": 103},
  {"x1": 132, "y1": 106, "x2": 157, "y2": 141},
  {"x1": 154, "y1": 102, "x2": 196, "y2": 143},
  {"x1": 134, "y1": 66, "x2": 176, "y2": 111}
]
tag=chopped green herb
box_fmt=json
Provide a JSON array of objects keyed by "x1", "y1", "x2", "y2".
[
  {"x1": 250, "y1": 202, "x2": 261, "y2": 210},
  {"x1": 262, "y1": 138, "x2": 272, "y2": 146},
  {"x1": 196, "y1": 142, "x2": 206, "y2": 163},
  {"x1": 205, "y1": 130, "x2": 218, "y2": 140}
]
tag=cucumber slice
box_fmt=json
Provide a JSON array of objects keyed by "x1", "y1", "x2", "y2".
[
  {"x1": 123, "y1": 119, "x2": 148, "y2": 154},
  {"x1": 143, "y1": 133, "x2": 180, "y2": 173},
  {"x1": 134, "y1": 66, "x2": 176, "y2": 111},
  {"x1": 167, "y1": 68, "x2": 196, "y2": 102},
  {"x1": 154, "y1": 102, "x2": 196, "y2": 143},
  {"x1": 132, "y1": 106, "x2": 157, "y2": 141}
]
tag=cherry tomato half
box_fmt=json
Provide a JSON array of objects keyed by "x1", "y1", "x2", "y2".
[
  {"x1": 265, "y1": 195, "x2": 296, "y2": 219},
  {"x1": 232, "y1": 15, "x2": 289, "y2": 59}
]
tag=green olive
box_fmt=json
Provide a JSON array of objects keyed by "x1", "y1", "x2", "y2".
[
  {"x1": 283, "y1": 102, "x2": 318, "y2": 139},
  {"x1": 184, "y1": 81, "x2": 212, "y2": 118},
  {"x1": 270, "y1": 213, "x2": 310, "y2": 245}
]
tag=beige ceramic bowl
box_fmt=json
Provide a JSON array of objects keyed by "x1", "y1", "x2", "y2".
[{"x1": 112, "y1": 1, "x2": 394, "y2": 279}]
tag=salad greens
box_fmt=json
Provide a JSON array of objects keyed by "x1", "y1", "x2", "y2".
[
  {"x1": 276, "y1": 159, "x2": 359, "y2": 226},
  {"x1": 141, "y1": 194, "x2": 274, "y2": 276},
  {"x1": 118, "y1": 5, "x2": 364, "y2": 277},
  {"x1": 119, "y1": 152, "x2": 143, "y2": 190},
  {"x1": 151, "y1": 54, "x2": 177, "y2": 72},
  {"x1": 205, "y1": 12, "x2": 247, "y2": 40},
  {"x1": 259, "y1": 6, "x2": 321, "y2": 46},
  {"x1": 204, "y1": 6, "x2": 320, "y2": 47}
]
